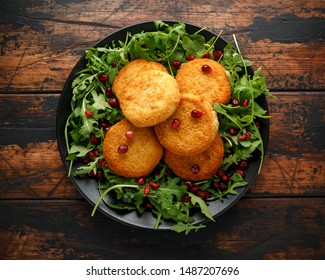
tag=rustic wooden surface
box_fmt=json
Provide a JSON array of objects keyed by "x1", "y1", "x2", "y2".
[{"x1": 0, "y1": 0, "x2": 324, "y2": 260}]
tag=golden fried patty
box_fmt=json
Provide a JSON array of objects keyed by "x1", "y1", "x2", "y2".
[
  {"x1": 176, "y1": 58, "x2": 231, "y2": 105},
  {"x1": 154, "y1": 94, "x2": 219, "y2": 156},
  {"x1": 112, "y1": 58, "x2": 168, "y2": 99},
  {"x1": 118, "y1": 69, "x2": 181, "y2": 127},
  {"x1": 164, "y1": 133, "x2": 224, "y2": 181},
  {"x1": 102, "y1": 119, "x2": 163, "y2": 178}
]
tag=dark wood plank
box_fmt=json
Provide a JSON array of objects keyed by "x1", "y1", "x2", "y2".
[
  {"x1": 0, "y1": 197, "x2": 324, "y2": 259},
  {"x1": 0, "y1": 0, "x2": 324, "y2": 92}
]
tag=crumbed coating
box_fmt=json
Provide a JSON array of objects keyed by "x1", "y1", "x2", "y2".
[
  {"x1": 112, "y1": 58, "x2": 168, "y2": 99},
  {"x1": 102, "y1": 119, "x2": 163, "y2": 178},
  {"x1": 176, "y1": 58, "x2": 231, "y2": 105},
  {"x1": 118, "y1": 70, "x2": 181, "y2": 127},
  {"x1": 154, "y1": 94, "x2": 219, "y2": 156},
  {"x1": 164, "y1": 133, "x2": 224, "y2": 181}
]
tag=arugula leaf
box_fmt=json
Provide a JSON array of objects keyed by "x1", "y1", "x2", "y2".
[{"x1": 170, "y1": 222, "x2": 206, "y2": 235}]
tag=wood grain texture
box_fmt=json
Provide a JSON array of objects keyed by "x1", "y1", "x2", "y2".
[
  {"x1": 0, "y1": 198, "x2": 324, "y2": 260},
  {"x1": 0, "y1": 0, "x2": 324, "y2": 91}
]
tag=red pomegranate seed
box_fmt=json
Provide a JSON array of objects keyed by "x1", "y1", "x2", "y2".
[
  {"x1": 137, "y1": 176, "x2": 146, "y2": 185},
  {"x1": 96, "y1": 170, "x2": 104, "y2": 181},
  {"x1": 218, "y1": 182, "x2": 228, "y2": 191},
  {"x1": 117, "y1": 145, "x2": 128, "y2": 154},
  {"x1": 111, "y1": 61, "x2": 117, "y2": 68},
  {"x1": 145, "y1": 201, "x2": 153, "y2": 210},
  {"x1": 184, "y1": 181, "x2": 195, "y2": 188},
  {"x1": 232, "y1": 99, "x2": 240, "y2": 107},
  {"x1": 144, "y1": 186, "x2": 150, "y2": 195},
  {"x1": 89, "y1": 170, "x2": 96, "y2": 177},
  {"x1": 149, "y1": 181, "x2": 160, "y2": 189},
  {"x1": 213, "y1": 50, "x2": 223, "y2": 60},
  {"x1": 238, "y1": 160, "x2": 249, "y2": 170},
  {"x1": 85, "y1": 110, "x2": 93, "y2": 118},
  {"x1": 105, "y1": 87, "x2": 112, "y2": 97},
  {"x1": 83, "y1": 156, "x2": 91, "y2": 164},
  {"x1": 202, "y1": 64, "x2": 213, "y2": 72},
  {"x1": 182, "y1": 195, "x2": 191, "y2": 203},
  {"x1": 108, "y1": 98, "x2": 119, "y2": 107},
  {"x1": 242, "y1": 98, "x2": 249, "y2": 107},
  {"x1": 125, "y1": 130, "x2": 134, "y2": 139},
  {"x1": 191, "y1": 110, "x2": 204, "y2": 118},
  {"x1": 203, "y1": 53, "x2": 210, "y2": 58},
  {"x1": 216, "y1": 169, "x2": 225, "y2": 178},
  {"x1": 172, "y1": 60, "x2": 181, "y2": 67},
  {"x1": 255, "y1": 120, "x2": 261, "y2": 130},
  {"x1": 196, "y1": 190, "x2": 210, "y2": 199},
  {"x1": 98, "y1": 74, "x2": 109, "y2": 83},
  {"x1": 189, "y1": 185, "x2": 199, "y2": 193},
  {"x1": 236, "y1": 169, "x2": 245, "y2": 177},
  {"x1": 98, "y1": 158, "x2": 107, "y2": 168},
  {"x1": 245, "y1": 131, "x2": 252, "y2": 139},
  {"x1": 187, "y1": 55, "x2": 195, "y2": 61},
  {"x1": 229, "y1": 128, "x2": 238, "y2": 135},
  {"x1": 221, "y1": 174, "x2": 231, "y2": 182},
  {"x1": 88, "y1": 150, "x2": 99, "y2": 159},
  {"x1": 172, "y1": 119, "x2": 181, "y2": 129},
  {"x1": 238, "y1": 134, "x2": 247, "y2": 141},
  {"x1": 192, "y1": 164, "x2": 200, "y2": 174},
  {"x1": 90, "y1": 135, "x2": 100, "y2": 145},
  {"x1": 99, "y1": 122, "x2": 111, "y2": 132}
]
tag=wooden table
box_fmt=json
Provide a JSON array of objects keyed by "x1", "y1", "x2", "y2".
[{"x1": 0, "y1": 0, "x2": 324, "y2": 260}]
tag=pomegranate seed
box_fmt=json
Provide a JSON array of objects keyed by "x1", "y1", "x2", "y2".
[
  {"x1": 238, "y1": 134, "x2": 247, "y2": 141},
  {"x1": 192, "y1": 164, "x2": 200, "y2": 174},
  {"x1": 238, "y1": 160, "x2": 249, "y2": 170},
  {"x1": 182, "y1": 195, "x2": 191, "y2": 203},
  {"x1": 187, "y1": 55, "x2": 195, "y2": 61},
  {"x1": 213, "y1": 50, "x2": 223, "y2": 60},
  {"x1": 105, "y1": 87, "x2": 112, "y2": 97},
  {"x1": 202, "y1": 64, "x2": 213, "y2": 72},
  {"x1": 137, "y1": 176, "x2": 146, "y2": 185},
  {"x1": 218, "y1": 182, "x2": 228, "y2": 191},
  {"x1": 221, "y1": 174, "x2": 231, "y2": 183},
  {"x1": 255, "y1": 120, "x2": 261, "y2": 130},
  {"x1": 125, "y1": 130, "x2": 134, "y2": 139},
  {"x1": 229, "y1": 128, "x2": 238, "y2": 135},
  {"x1": 108, "y1": 98, "x2": 119, "y2": 107},
  {"x1": 172, "y1": 60, "x2": 181, "y2": 67},
  {"x1": 111, "y1": 61, "x2": 117, "y2": 68},
  {"x1": 145, "y1": 201, "x2": 153, "y2": 210},
  {"x1": 203, "y1": 52, "x2": 210, "y2": 58},
  {"x1": 144, "y1": 186, "x2": 150, "y2": 195},
  {"x1": 98, "y1": 158, "x2": 107, "y2": 168},
  {"x1": 99, "y1": 122, "x2": 111, "y2": 132},
  {"x1": 172, "y1": 119, "x2": 181, "y2": 129},
  {"x1": 85, "y1": 110, "x2": 93, "y2": 118},
  {"x1": 98, "y1": 74, "x2": 109, "y2": 83},
  {"x1": 196, "y1": 190, "x2": 210, "y2": 199},
  {"x1": 90, "y1": 135, "x2": 100, "y2": 145},
  {"x1": 149, "y1": 181, "x2": 160, "y2": 189},
  {"x1": 191, "y1": 110, "x2": 204, "y2": 118},
  {"x1": 245, "y1": 131, "x2": 252, "y2": 139},
  {"x1": 83, "y1": 156, "x2": 91, "y2": 164},
  {"x1": 96, "y1": 170, "x2": 105, "y2": 181},
  {"x1": 242, "y1": 98, "x2": 249, "y2": 107},
  {"x1": 236, "y1": 169, "x2": 245, "y2": 177},
  {"x1": 89, "y1": 170, "x2": 96, "y2": 177},
  {"x1": 189, "y1": 185, "x2": 199, "y2": 193},
  {"x1": 232, "y1": 99, "x2": 240, "y2": 107},
  {"x1": 89, "y1": 150, "x2": 99, "y2": 159},
  {"x1": 184, "y1": 181, "x2": 195, "y2": 188},
  {"x1": 216, "y1": 169, "x2": 225, "y2": 178},
  {"x1": 117, "y1": 145, "x2": 128, "y2": 154}
]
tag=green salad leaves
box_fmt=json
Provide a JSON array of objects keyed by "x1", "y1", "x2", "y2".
[{"x1": 64, "y1": 21, "x2": 275, "y2": 234}]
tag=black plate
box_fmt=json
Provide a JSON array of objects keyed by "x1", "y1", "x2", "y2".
[{"x1": 56, "y1": 21, "x2": 269, "y2": 230}]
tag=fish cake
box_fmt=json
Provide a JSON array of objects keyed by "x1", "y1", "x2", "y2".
[
  {"x1": 112, "y1": 58, "x2": 168, "y2": 99},
  {"x1": 102, "y1": 119, "x2": 163, "y2": 178},
  {"x1": 154, "y1": 94, "x2": 219, "y2": 156},
  {"x1": 164, "y1": 133, "x2": 224, "y2": 181},
  {"x1": 176, "y1": 58, "x2": 231, "y2": 105},
  {"x1": 118, "y1": 69, "x2": 181, "y2": 127}
]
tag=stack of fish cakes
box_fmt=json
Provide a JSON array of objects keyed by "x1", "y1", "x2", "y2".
[{"x1": 103, "y1": 58, "x2": 231, "y2": 181}]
